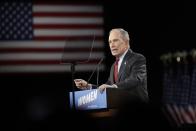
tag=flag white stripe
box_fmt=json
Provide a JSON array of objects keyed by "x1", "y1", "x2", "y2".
[
  {"x1": 0, "y1": 52, "x2": 104, "y2": 60},
  {"x1": 33, "y1": 17, "x2": 103, "y2": 24},
  {"x1": 0, "y1": 41, "x2": 104, "y2": 48},
  {"x1": 34, "y1": 29, "x2": 104, "y2": 36},
  {"x1": 186, "y1": 105, "x2": 196, "y2": 123},
  {"x1": 165, "y1": 104, "x2": 180, "y2": 126},
  {"x1": 0, "y1": 64, "x2": 105, "y2": 72},
  {"x1": 180, "y1": 106, "x2": 194, "y2": 124},
  {"x1": 173, "y1": 105, "x2": 184, "y2": 124},
  {"x1": 33, "y1": 5, "x2": 103, "y2": 13}
]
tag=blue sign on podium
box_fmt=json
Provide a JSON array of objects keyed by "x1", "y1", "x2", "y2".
[{"x1": 69, "y1": 89, "x2": 107, "y2": 110}]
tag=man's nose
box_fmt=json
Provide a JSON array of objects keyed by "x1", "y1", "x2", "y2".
[{"x1": 110, "y1": 43, "x2": 115, "y2": 48}]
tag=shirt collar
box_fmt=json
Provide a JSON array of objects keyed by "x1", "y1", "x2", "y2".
[{"x1": 119, "y1": 49, "x2": 129, "y2": 61}]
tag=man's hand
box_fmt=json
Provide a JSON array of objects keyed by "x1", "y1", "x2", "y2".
[
  {"x1": 98, "y1": 84, "x2": 117, "y2": 93},
  {"x1": 74, "y1": 79, "x2": 88, "y2": 89},
  {"x1": 98, "y1": 84, "x2": 110, "y2": 92}
]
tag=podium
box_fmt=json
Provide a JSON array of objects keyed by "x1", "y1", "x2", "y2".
[
  {"x1": 70, "y1": 88, "x2": 107, "y2": 110},
  {"x1": 69, "y1": 88, "x2": 128, "y2": 117},
  {"x1": 70, "y1": 88, "x2": 127, "y2": 110}
]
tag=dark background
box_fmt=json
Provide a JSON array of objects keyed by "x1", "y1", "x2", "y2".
[{"x1": 2, "y1": 0, "x2": 195, "y2": 130}]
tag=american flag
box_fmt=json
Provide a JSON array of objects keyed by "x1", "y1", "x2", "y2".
[
  {"x1": 162, "y1": 57, "x2": 196, "y2": 127},
  {"x1": 0, "y1": 1, "x2": 105, "y2": 73}
]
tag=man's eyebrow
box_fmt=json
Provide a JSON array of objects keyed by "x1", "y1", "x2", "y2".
[{"x1": 109, "y1": 38, "x2": 119, "y2": 43}]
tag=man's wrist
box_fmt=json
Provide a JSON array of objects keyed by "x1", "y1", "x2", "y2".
[
  {"x1": 112, "y1": 84, "x2": 118, "y2": 88},
  {"x1": 86, "y1": 83, "x2": 92, "y2": 89},
  {"x1": 106, "y1": 84, "x2": 118, "y2": 88}
]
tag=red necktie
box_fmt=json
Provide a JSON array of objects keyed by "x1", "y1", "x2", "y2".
[{"x1": 114, "y1": 58, "x2": 119, "y2": 83}]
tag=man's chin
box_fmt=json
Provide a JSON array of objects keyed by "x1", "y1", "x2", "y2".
[{"x1": 112, "y1": 53, "x2": 119, "y2": 57}]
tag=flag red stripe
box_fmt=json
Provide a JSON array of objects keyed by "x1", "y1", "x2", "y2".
[
  {"x1": 185, "y1": 106, "x2": 196, "y2": 122},
  {"x1": 0, "y1": 48, "x2": 103, "y2": 53},
  {"x1": 33, "y1": 24, "x2": 103, "y2": 29},
  {"x1": 0, "y1": 72, "x2": 66, "y2": 76},
  {"x1": 0, "y1": 60, "x2": 101, "y2": 65},
  {"x1": 34, "y1": 36, "x2": 104, "y2": 41},
  {"x1": 33, "y1": 12, "x2": 103, "y2": 17},
  {"x1": 34, "y1": 1, "x2": 102, "y2": 6}
]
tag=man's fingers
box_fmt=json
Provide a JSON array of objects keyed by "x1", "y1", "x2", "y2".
[
  {"x1": 74, "y1": 80, "x2": 88, "y2": 89},
  {"x1": 74, "y1": 79, "x2": 83, "y2": 82},
  {"x1": 98, "y1": 85, "x2": 106, "y2": 93}
]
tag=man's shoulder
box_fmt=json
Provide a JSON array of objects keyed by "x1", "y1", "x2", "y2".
[
  {"x1": 133, "y1": 52, "x2": 145, "y2": 57},
  {"x1": 128, "y1": 50, "x2": 146, "y2": 60}
]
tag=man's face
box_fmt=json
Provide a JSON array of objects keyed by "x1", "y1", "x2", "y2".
[{"x1": 108, "y1": 30, "x2": 128, "y2": 58}]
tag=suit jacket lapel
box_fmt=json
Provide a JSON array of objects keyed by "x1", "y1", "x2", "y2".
[
  {"x1": 110, "y1": 64, "x2": 115, "y2": 83},
  {"x1": 118, "y1": 49, "x2": 133, "y2": 81}
]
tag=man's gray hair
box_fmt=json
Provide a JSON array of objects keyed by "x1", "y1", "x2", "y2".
[{"x1": 109, "y1": 28, "x2": 130, "y2": 41}]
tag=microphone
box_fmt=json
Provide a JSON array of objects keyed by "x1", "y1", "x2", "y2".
[
  {"x1": 87, "y1": 57, "x2": 104, "y2": 87},
  {"x1": 96, "y1": 58, "x2": 104, "y2": 86},
  {"x1": 60, "y1": 34, "x2": 95, "y2": 64}
]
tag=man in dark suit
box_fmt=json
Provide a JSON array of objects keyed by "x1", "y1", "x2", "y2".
[{"x1": 74, "y1": 28, "x2": 148, "y2": 103}]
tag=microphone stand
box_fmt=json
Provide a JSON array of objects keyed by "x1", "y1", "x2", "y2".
[
  {"x1": 71, "y1": 58, "x2": 103, "y2": 110},
  {"x1": 60, "y1": 61, "x2": 77, "y2": 111},
  {"x1": 87, "y1": 58, "x2": 104, "y2": 87},
  {"x1": 96, "y1": 63, "x2": 100, "y2": 87},
  {"x1": 70, "y1": 62, "x2": 76, "y2": 110},
  {"x1": 61, "y1": 36, "x2": 96, "y2": 111},
  {"x1": 61, "y1": 42, "x2": 77, "y2": 111}
]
